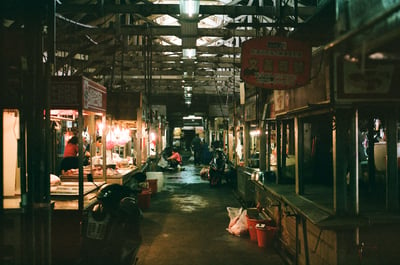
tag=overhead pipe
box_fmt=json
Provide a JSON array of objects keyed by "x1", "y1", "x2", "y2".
[{"x1": 324, "y1": 2, "x2": 400, "y2": 51}]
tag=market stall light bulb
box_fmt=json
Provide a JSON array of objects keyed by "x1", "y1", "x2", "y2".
[
  {"x1": 150, "y1": 132, "x2": 156, "y2": 141},
  {"x1": 250, "y1": 129, "x2": 260, "y2": 136},
  {"x1": 97, "y1": 122, "x2": 104, "y2": 136}
]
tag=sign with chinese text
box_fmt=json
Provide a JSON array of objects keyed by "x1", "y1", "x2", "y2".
[
  {"x1": 50, "y1": 76, "x2": 107, "y2": 113},
  {"x1": 241, "y1": 36, "x2": 311, "y2": 89},
  {"x1": 274, "y1": 90, "x2": 288, "y2": 113},
  {"x1": 83, "y1": 78, "x2": 107, "y2": 113},
  {"x1": 335, "y1": 59, "x2": 400, "y2": 102}
]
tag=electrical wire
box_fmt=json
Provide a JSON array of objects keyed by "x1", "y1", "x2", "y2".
[{"x1": 55, "y1": 13, "x2": 97, "y2": 29}]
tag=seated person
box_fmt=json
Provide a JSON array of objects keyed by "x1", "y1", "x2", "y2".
[{"x1": 167, "y1": 148, "x2": 182, "y2": 168}]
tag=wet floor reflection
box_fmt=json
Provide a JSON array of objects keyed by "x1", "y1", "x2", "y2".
[
  {"x1": 163, "y1": 164, "x2": 208, "y2": 184},
  {"x1": 138, "y1": 162, "x2": 286, "y2": 265},
  {"x1": 162, "y1": 164, "x2": 209, "y2": 212},
  {"x1": 170, "y1": 194, "x2": 209, "y2": 212}
]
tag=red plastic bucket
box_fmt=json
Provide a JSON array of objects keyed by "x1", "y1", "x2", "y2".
[
  {"x1": 255, "y1": 224, "x2": 277, "y2": 248},
  {"x1": 147, "y1": 179, "x2": 158, "y2": 195},
  {"x1": 246, "y1": 208, "x2": 272, "y2": 241},
  {"x1": 246, "y1": 216, "x2": 259, "y2": 241},
  {"x1": 138, "y1": 189, "x2": 151, "y2": 210}
]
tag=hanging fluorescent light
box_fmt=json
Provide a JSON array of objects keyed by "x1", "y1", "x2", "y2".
[
  {"x1": 182, "y1": 48, "x2": 196, "y2": 59},
  {"x1": 184, "y1": 84, "x2": 192, "y2": 105},
  {"x1": 180, "y1": 1, "x2": 199, "y2": 59},
  {"x1": 183, "y1": 71, "x2": 195, "y2": 79},
  {"x1": 179, "y1": 0, "x2": 200, "y2": 19}
]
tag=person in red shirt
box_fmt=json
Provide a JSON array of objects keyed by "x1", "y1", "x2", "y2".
[
  {"x1": 60, "y1": 136, "x2": 80, "y2": 173},
  {"x1": 63, "y1": 136, "x2": 79, "y2": 157},
  {"x1": 167, "y1": 148, "x2": 182, "y2": 168}
]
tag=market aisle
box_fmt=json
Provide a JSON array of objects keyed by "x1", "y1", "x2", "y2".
[{"x1": 136, "y1": 164, "x2": 286, "y2": 265}]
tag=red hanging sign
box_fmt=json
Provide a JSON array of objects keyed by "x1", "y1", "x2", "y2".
[{"x1": 241, "y1": 36, "x2": 311, "y2": 89}]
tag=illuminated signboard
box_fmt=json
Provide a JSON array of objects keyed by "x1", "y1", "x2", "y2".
[{"x1": 241, "y1": 36, "x2": 311, "y2": 89}]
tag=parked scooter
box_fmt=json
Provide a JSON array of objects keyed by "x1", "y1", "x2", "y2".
[
  {"x1": 207, "y1": 148, "x2": 236, "y2": 187},
  {"x1": 208, "y1": 148, "x2": 227, "y2": 186},
  {"x1": 80, "y1": 173, "x2": 145, "y2": 265}
]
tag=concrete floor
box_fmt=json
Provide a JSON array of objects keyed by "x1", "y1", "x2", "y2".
[{"x1": 136, "y1": 163, "x2": 286, "y2": 265}]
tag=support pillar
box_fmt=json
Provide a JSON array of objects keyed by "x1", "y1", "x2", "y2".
[
  {"x1": 333, "y1": 108, "x2": 351, "y2": 215},
  {"x1": 386, "y1": 108, "x2": 399, "y2": 211}
]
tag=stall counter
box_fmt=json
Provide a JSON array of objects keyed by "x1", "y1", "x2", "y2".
[
  {"x1": 52, "y1": 166, "x2": 140, "y2": 210},
  {"x1": 59, "y1": 166, "x2": 139, "y2": 185},
  {"x1": 51, "y1": 181, "x2": 100, "y2": 210}
]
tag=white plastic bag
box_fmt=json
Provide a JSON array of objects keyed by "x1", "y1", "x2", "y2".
[
  {"x1": 226, "y1": 207, "x2": 248, "y2": 236},
  {"x1": 157, "y1": 156, "x2": 169, "y2": 168},
  {"x1": 50, "y1": 174, "x2": 61, "y2": 186},
  {"x1": 227, "y1": 207, "x2": 241, "y2": 228}
]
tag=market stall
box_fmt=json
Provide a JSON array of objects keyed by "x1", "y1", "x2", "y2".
[
  {"x1": 49, "y1": 76, "x2": 109, "y2": 210},
  {"x1": 107, "y1": 91, "x2": 150, "y2": 168}
]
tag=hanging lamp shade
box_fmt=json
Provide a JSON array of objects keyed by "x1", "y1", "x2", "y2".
[{"x1": 179, "y1": 0, "x2": 200, "y2": 19}]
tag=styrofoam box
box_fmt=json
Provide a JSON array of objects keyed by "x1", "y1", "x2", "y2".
[{"x1": 146, "y1": 172, "x2": 164, "y2": 192}]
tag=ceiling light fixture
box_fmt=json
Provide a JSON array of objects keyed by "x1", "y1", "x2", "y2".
[
  {"x1": 183, "y1": 85, "x2": 193, "y2": 105},
  {"x1": 180, "y1": 0, "x2": 199, "y2": 60},
  {"x1": 182, "y1": 48, "x2": 196, "y2": 59},
  {"x1": 369, "y1": 52, "x2": 387, "y2": 60},
  {"x1": 179, "y1": 0, "x2": 200, "y2": 19}
]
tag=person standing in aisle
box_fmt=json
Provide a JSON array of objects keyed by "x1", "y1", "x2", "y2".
[{"x1": 191, "y1": 133, "x2": 202, "y2": 165}]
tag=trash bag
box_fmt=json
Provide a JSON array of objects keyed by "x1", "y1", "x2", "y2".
[
  {"x1": 226, "y1": 207, "x2": 248, "y2": 236},
  {"x1": 227, "y1": 207, "x2": 241, "y2": 228},
  {"x1": 157, "y1": 156, "x2": 169, "y2": 169}
]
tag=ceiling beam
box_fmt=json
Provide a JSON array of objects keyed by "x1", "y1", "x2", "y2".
[
  {"x1": 56, "y1": 25, "x2": 259, "y2": 40},
  {"x1": 118, "y1": 26, "x2": 259, "y2": 38},
  {"x1": 57, "y1": 3, "x2": 316, "y2": 18}
]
